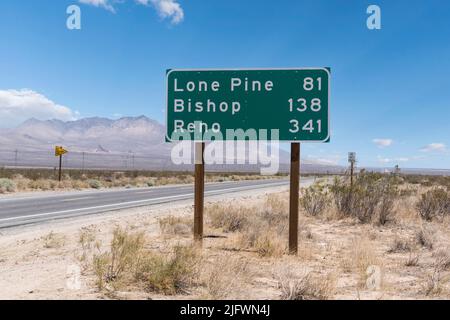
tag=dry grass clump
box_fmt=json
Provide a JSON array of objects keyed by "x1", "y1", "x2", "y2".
[
  {"x1": 276, "y1": 267, "x2": 335, "y2": 300},
  {"x1": 206, "y1": 194, "x2": 289, "y2": 258},
  {"x1": 207, "y1": 204, "x2": 251, "y2": 233},
  {"x1": 388, "y1": 237, "x2": 413, "y2": 253},
  {"x1": 201, "y1": 255, "x2": 250, "y2": 299},
  {"x1": 41, "y1": 231, "x2": 66, "y2": 249},
  {"x1": 93, "y1": 227, "x2": 200, "y2": 295},
  {"x1": 421, "y1": 250, "x2": 450, "y2": 296},
  {"x1": 415, "y1": 227, "x2": 435, "y2": 250},
  {"x1": 421, "y1": 267, "x2": 444, "y2": 296},
  {"x1": 158, "y1": 216, "x2": 192, "y2": 236},
  {"x1": 433, "y1": 248, "x2": 450, "y2": 271},
  {"x1": 340, "y1": 236, "x2": 382, "y2": 288},
  {"x1": 135, "y1": 245, "x2": 201, "y2": 295},
  {"x1": 252, "y1": 230, "x2": 286, "y2": 258},
  {"x1": 405, "y1": 252, "x2": 420, "y2": 267},
  {"x1": 78, "y1": 226, "x2": 100, "y2": 268}
]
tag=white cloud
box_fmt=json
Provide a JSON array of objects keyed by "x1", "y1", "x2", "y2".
[
  {"x1": 0, "y1": 89, "x2": 78, "y2": 128},
  {"x1": 79, "y1": 0, "x2": 115, "y2": 12},
  {"x1": 377, "y1": 156, "x2": 391, "y2": 164},
  {"x1": 79, "y1": 0, "x2": 184, "y2": 24},
  {"x1": 305, "y1": 155, "x2": 341, "y2": 166},
  {"x1": 420, "y1": 143, "x2": 447, "y2": 153},
  {"x1": 377, "y1": 156, "x2": 409, "y2": 164},
  {"x1": 372, "y1": 138, "x2": 393, "y2": 148},
  {"x1": 137, "y1": 0, "x2": 184, "y2": 24}
]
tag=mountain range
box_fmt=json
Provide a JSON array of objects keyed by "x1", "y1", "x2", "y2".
[{"x1": 0, "y1": 116, "x2": 345, "y2": 172}]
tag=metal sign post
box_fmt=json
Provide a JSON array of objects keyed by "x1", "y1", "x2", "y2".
[
  {"x1": 289, "y1": 143, "x2": 300, "y2": 254},
  {"x1": 55, "y1": 146, "x2": 68, "y2": 182},
  {"x1": 194, "y1": 142, "x2": 205, "y2": 243},
  {"x1": 348, "y1": 152, "x2": 356, "y2": 187}
]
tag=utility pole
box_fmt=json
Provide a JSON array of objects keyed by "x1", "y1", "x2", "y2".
[
  {"x1": 14, "y1": 149, "x2": 18, "y2": 167},
  {"x1": 82, "y1": 152, "x2": 85, "y2": 172},
  {"x1": 348, "y1": 152, "x2": 356, "y2": 188}
]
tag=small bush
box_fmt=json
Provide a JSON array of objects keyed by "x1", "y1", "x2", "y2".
[
  {"x1": 88, "y1": 179, "x2": 103, "y2": 189},
  {"x1": 415, "y1": 228, "x2": 434, "y2": 250},
  {"x1": 93, "y1": 228, "x2": 200, "y2": 295},
  {"x1": 388, "y1": 237, "x2": 413, "y2": 253},
  {"x1": 0, "y1": 178, "x2": 16, "y2": 193},
  {"x1": 300, "y1": 183, "x2": 330, "y2": 217},
  {"x1": 207, "y1": 204, "x2": 250, "y2": 232},
  {"x1": 416, "y1": 188, "x2": 450, "y2": 221},
  {"x1": 433, "y1": 248, "x2": 450, "y2": 271},
  {"x1": 277, "y1": 270, "x2": 335, "y2": 300},
  {"x1": 158, "y1": 216, "x2": 192, "y2": 236},
  {"x1": 253, "y1": 231, "x2": 286, "y2": 258},
  {"x1": 93, "y1": 227, "x2": 145, "y2": 288},
  {"x1": 422, "y1": 267, "x2": 443, "y2": 296},
  {"x1": 41, "y1": 231, "x2": 65, "y2": 249},
  {"x1": 136, "y1": 245, "x2": 200, "y2": 295},
  {"x1": 202, "y1": 255, "x2": 249, "y2": 299},
  {"x1": 405, "y1": 252, "x2": 420, "y2": 267}
]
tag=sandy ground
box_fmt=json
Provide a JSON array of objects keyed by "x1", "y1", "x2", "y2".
[
  {"x1": 0, "y1": 184, "x2": 449, "y2": 300},
  {"x1": 0, "y1": 186, "x2": 288, "y2": 299}
]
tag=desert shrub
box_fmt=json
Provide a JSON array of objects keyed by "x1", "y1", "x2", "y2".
[
  {"x1": 93, "y1": 228, "x2": 200, "y2": 294},
  {"x1": 300, "y1": 183, "x2": 330, "y2": 217},
  {"x1": 415, "y1": 227, "x2": 434, "y2": 250},
  {"x1": 432, "y1": 248, "x2": 450, "y2": 271},
  {"x1": 416, "y1": 188, "x2": 450, "y2": 221},
  {"x1": 135, "y1": 245, "x2": 200, "y2": 295},
  {"x1": 422, "y1": 267, "x2": 443, "y2": 296},
  {"x1": 253, "y1": 231, "x2": 286, "y2": 257},
  {"x1": 93, "y1": 228, "x2": 145, "y2": 288},
  {"x1": 405, "y1": 252, "x2": 420, "y2": 267},
  {"x1": 277, "y1": 269, "x2": 335, "y2": 300},
  {"x1": 207, "y1": 204, "x2": 250, "y2": 232},
  {"x1": 88, "y1": 179, "x2": 102, "y2": 189},
  {"x1": 158, "y1": 216, "x2": 192, "y2": 236},
  {"x1": 202, "y1": 255, "x2": 249, "y2": 299},
  {"x1": 388, "y1": 237, "x2": 413, "y2": 253},
  {"x1": 0, "y1": 178, "x2": 16, "y2": 193},
  {"x1": 330, "y1": 174, "x2": 397, "y2": 224},
  {"x1": 41, "y1": 231, "x2": 65, "y2": 249}
]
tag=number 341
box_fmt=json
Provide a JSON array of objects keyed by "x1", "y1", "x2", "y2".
[{"x1": 289, "y1": 119, "x2": 322, "y2": 133}]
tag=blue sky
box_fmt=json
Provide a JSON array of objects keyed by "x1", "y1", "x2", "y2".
[{"x1": 1, "y1": 0, "x2": 450, "y2": 169}]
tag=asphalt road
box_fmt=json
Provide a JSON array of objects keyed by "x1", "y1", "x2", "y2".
[{"x1": 0, "y1": 178, "x2": 314, "y2": 229}]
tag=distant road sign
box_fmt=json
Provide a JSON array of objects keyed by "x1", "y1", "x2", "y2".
[
  {"x1": 55, "y1": 146, "x2": 68, "y2": 157},
  {"x1": 348, "y1": 152, "x2": 356, "y2": 163},
  {"x1": 166, "y1": 68, "x2": 330, "y2": 141}
]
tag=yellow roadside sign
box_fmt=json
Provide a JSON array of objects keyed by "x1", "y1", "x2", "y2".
[{"x1": 55, "y1": 146, "x2": 68, "y2": 157}]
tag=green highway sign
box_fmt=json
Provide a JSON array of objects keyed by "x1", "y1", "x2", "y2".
[{"x1": 166, "y1": 68, "x2": 330, "y2": 141}]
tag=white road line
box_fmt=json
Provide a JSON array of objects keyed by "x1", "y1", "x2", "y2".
[
  {"x1": 60, "y1": 196, "x2": 94, "y2": 202},
  {"x1": 0, "y1": 182, "x2": 288, "y2": 223}
]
